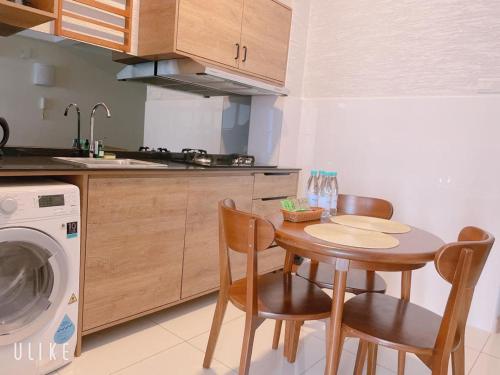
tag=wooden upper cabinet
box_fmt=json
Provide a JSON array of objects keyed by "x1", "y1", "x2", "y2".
[
  {"x1": 176, "y1": 0, "x2": 244, "y2": 68},
  {"x1": 138, "y1": 0, "x2": 292, "y2": 84},
  {"x1": 239, "y1": 0, "x2": 292, "y2": 82},
  {"x1": 0, "y1": 0, "x2": 57, "y2": 36},
  {"x1": 56, "y1": 0, "x2": 133, "y2": 52}
]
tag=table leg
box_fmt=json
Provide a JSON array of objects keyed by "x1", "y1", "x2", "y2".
[
  {"x1": 398, "y1": 271, "x2": 412, "y2": 375},
  {"x1": 280, "y1": 250, "x2": 296, "y2": 357},
  {"x1": 324, "y1": 259, "x2": 349, "y2": 375}
]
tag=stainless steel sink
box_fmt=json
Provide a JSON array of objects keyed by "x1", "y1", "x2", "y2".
[{"x1": 53, "y1": 157, "x2": 168, "y2": 169}]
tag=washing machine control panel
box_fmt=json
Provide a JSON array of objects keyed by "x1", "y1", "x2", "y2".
[{"x1": 0, "y1": 184, "x2": 80, "y2": 222}]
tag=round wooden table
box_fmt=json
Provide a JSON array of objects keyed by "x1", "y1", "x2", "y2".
[{"x1": 269, "y1": 214, "x2": 445, "y2": 375}]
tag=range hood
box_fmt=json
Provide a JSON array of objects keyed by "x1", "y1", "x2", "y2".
[{"x1": 117, "y1": 59, "x2": 288, "y2": 97}]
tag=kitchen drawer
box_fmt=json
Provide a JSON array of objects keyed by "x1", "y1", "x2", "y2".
[{"x1": 253, "y1": 172, "x2": 298, "y2": 199}]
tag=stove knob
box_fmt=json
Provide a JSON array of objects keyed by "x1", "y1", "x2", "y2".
[{"x1": 0, "y1": 197, "x2": 18, "y2": 215}]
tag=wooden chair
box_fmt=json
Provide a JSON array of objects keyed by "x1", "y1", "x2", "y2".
[
  {"x1": 339, "y1": 226, "x2": 494, "y2": 375},
  {"x1": 273, "y1": 195, "x2": 394, "y2": 361},
  {"x1": 203, "y1": 199, "x2": 332, "y2": 375}
]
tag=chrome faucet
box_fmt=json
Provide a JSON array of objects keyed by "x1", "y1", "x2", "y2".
[
  {"x1": 64, "y1": 103, "x2": 81, "y2": 150},
  {"x1": 90, "y1": 102, "x2": 111, "y2": 157}
]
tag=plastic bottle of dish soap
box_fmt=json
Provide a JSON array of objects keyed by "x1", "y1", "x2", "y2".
[
  {"x1": 318, "y1": 172, "x2": 332, "y2": 218},
  {"x1": 306, "y1": 170, "x2": 319, "y2": 207}
]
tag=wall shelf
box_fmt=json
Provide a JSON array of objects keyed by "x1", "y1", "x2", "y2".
[{"x1": 0, "y1": 0, "x2": 56, "y2": 36}]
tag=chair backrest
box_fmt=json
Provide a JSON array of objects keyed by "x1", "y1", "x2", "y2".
[
  {"x1": 219, "y1": 198, "x2": 275, "y2": 254},
  {"x1": 217, "y1": 199, "x2": 275, "y2": 308},
  {"x1": 337, "y1": 194, "x2": 394, "y2": 219},
  {"x1": 433, "y1": 226, "x2": 494, "y2": 360}
]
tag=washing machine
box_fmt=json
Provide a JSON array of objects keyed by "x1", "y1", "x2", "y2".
[{"x1": 0, "y1": 179, "x2": 80, "y2": 375}]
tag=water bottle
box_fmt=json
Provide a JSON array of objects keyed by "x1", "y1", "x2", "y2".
[
  {"x1": 318, "y1": 170, "x2": 326, "y2": 194},
  {"x1": 330, "y1": 172, "x2": 339, "y2": 216},
  {"x1": 306, "y1": 170, "x2": 319, "y2": 207},
  {"x1": 318, "y1": 172, "x2": 332, "y2": 218}
]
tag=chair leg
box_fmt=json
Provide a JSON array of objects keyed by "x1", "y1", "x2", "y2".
[
  {"x1": 354, "y1": 340, "x2": 368, "y2": 375},
  {"x1": 367, "y1": 343, "x2": 378, "y2": 375},
  {"x1": 451, "y1": 341, "x2": 465, "y2": 375},
  {"x1": 239, "y1": 315, "x2": 261, "y2": 375},
  {"x1": 286, "y1": 321, "x2": 302, "y2": 363},
  {"x1": 325, "y1": 319, "x2": 331, "y2": 356},
  {"x1": 272, "y1": 320, "x2": 282, "y2": 350},
  {"x1": 335, "y1": 329, "x2": 347, "y2": 372},
  {"x1": 397, "y1": 351, "x2": 406, "y2": 375},
  {"x1": 203, "y1": 294, "x2": 229, "y2": 368}
]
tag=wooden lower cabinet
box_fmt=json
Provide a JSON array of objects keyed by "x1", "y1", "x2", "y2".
[
  {"x1": 181, "y1": 175, "x2": 254, "y2": 298},
  {"x1": 83, "y1": 177, "x2": 188, "y2": 332},
  {"x1": 82, "y1": 172, "x2": 298, "y2": 333}
]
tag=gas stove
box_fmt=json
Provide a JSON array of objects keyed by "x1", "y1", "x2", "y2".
[
  {"x1": 138, "y1": 147, "x2": 263, "y2": 168},
  {"x1": 176, "y1": 149, "x2": 256, "y2": 167}
]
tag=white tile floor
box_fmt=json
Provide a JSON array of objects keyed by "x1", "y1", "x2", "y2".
[{"x1": 53, "y1": 293, "x2": 500, "y2": 375}]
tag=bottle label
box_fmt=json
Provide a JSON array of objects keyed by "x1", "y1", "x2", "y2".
[
  {"x1": 307, "y1": 193, "x2": 318, "y2": 207},
  {"x1": 318, "y1": 196, "x2": 331, "y2": 210}
]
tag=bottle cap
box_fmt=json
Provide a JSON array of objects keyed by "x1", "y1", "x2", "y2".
[
  {"x1": 311, "y1": 170, "x2": 318, "y2": 175},
  {"x1": 319, "y1": 170, "x2": 325, "y2": 175},
  {"x1": 331, "y1": 172, "x2": 338, "y2": 177}
]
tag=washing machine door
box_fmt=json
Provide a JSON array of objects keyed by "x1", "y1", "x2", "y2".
[{"x1": 0, "y1": 227, "x2": 69, "y2": 346}]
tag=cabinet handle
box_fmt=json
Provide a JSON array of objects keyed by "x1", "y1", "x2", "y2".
[
  {"x1": 235, "y1": 43, "x2": 240, "y2": 60},
  {"x1": 263, "y1": 172, "x2": 291, "y2": 176},
  {"x1": 261, "y1": 196, "x2": 288, "y2": 201},
  {"x1": 242, "y1": 46, "x2": 248, "y2": 62}
]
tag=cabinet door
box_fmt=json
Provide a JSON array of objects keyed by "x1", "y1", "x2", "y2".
[
  {"x1": 83, "y1": 177, "x2": 188, "y2": 331},
  {"x1": 176, "y1": 0, "x2": 244, "y2": 67},
  {"x1": 56, "y1": 0, "x2": 133, "y2": 52},
  {"x1": 239, "y1": 0, "x2": 292, "y2": 82},
  {"x1": 182, "y1": 175, "x2": 253, "y2": 298}
]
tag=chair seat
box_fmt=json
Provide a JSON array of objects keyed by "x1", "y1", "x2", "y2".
[
  {"x1": 296, "y1": 261, "x2": 387, "y2": 294},
  {"x1": 342, "y1": 293, "x2": 447, "y2": 354},
  {"x1": 229, "y1": 271, "x2": 332, "y2": 320}
]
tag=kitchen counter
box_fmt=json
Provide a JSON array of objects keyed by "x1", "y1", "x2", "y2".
[{"x1": 0, "y1": 156, "x2": 300, "y2": 174}]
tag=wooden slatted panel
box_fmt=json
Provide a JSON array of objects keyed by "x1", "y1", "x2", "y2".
[{"x1": 56, "y1": 0, "x2": 132, "y2": 52}]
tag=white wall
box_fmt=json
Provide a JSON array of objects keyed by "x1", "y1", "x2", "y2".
[
  {"x1": 279, "y1": 0, "x2": 500, "y2": 332},
  {"x1": 0, "y1": 35, "x2": 146, "y2": 150},
  {"x1": 302, "y1": 96, "x2": 500, "y2": 332},
  {"x1": 304, "y1": 0, "x2": 500, "y2": 97}
]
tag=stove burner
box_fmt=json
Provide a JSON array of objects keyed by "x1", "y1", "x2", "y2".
[
  {"x1": 231, "y1": 154, "x2": 255, "y2": 167},
  {"x1": 139, "y1": 147, "x2": 170, "y2": 153},
  {"x1": 182, "y1": 148, "x2": 207, "y2": 155}
]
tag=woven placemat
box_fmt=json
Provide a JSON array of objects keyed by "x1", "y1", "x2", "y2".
[
  {"x1": 331, "y1": 215, "x2": 411, "y2": 234},
  {"x1": 304, "y1": 223, "x2": 400, "y2": 249}
]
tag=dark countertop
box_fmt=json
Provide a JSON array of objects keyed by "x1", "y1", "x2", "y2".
[{"x1": 0, "y1": 154, "x2": 300, "y2": 174}]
